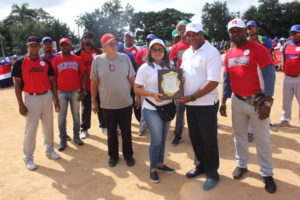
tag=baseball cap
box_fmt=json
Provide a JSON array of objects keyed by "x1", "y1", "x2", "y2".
[
  {"x1": 290, "y1": 24, "x2": 300, "y2": 33},
  {"x1": 26, "y1": 36, "x2": 40, "y2": 45},
  {"x1": 176, "y1": 20, "x2": 189, "y2": 30},
  {"x1": 124, "y1": 31, "x2": 134, "y2": 38},
  {"x1": 59, "y1": 38, "x2": 71, "y2": 45},
  {"x1": 227, "y1": 18, "x2": 246, "y2": 31},
  {"x1": 82, "y1": 31, "x2": 93, "y2": 38},
  {"x1": 41, "y1": 37, "x2": 53, "y2": 44},
  {"x1": 101, "y1": 33, "x2": 116, "y2": 46},
  {"x1": 246, "y1": 20, "x2": 257, "y2": 27},
  {"x1": 172, "y1": 29, "x2": 180, "y2": 37},
  {"x1": 280, "y1": 37, "x2": 287, "y2": 41},
  {"x1": 149, "y1": 39, "x2": 166, "y2": 50},
  {"x1": 185, "y1": 23, "x2": 203, "y2": 34},
  {"x1": 146, "y1": 34, "x2": 157, "y2": 40}
]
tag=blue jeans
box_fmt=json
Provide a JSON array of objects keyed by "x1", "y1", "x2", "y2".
[
  {"x1": 58, "y1": 90, "x2": 80, "y2": 141},
  {"x1": 143, "y1": 108, "x2": 170, "y2": 169}
]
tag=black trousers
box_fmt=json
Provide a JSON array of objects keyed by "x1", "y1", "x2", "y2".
[
  {"x1": 186, "y1": 102, "x2": 220, "y2": 180},
  {"x1": 81, "y1": 92, "x2": 106, "y2": 131},
  {"x1": 102, "y1": 106, "x2": 133, "y2": 160}
]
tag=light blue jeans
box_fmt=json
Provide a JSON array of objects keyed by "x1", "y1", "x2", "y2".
[
  {"x1": 58, "y1": 90, "x2": 80, "y2": 141},
  {"x1": 143, "y1": 108, "x2": 170, "y2": 169}
]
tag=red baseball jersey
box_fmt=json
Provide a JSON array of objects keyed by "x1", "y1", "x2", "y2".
[
  {"x1": 283, "y1": 41, "x2": 300, "y2": 76},
  {"x1": 225, "y1": 41, "x2": 273, "y2": 97},
  {"x1": 135, "y1": 48, "x2": 149, "y2": 66},
  {"x1": 75, "y1": 48, "x2": 101, "y2": 91},
  {"x1": 169, "y1": 41, "x2": 190, "y2": 68},
  {"x1": 12, "y1": 57, "x2": 54, "y2": 93},
  {"x1": 124, "y1": 46, "x2": 139, "y2": 58},
  {"x1": 52, "y1": 54, "x2": 86, "y2": 91}
]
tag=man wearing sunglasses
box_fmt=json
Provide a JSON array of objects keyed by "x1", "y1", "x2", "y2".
[{"x1": 91, "y1": 33, "x2": 136, "y2": 167}]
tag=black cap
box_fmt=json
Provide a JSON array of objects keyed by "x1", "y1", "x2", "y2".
[
  {"x1": 82, "y1": 31, "x2": 93, "y2": 38},
  {"x1": 26, "y1": 36, "x2": 40, "y2": 45}
]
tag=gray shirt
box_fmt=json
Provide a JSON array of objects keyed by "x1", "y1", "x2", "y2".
[{"x1": 91, "y1": 53, "x2": 135, "y2": 109}]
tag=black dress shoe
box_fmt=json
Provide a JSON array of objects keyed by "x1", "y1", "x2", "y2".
[
  {"x1": 58, "y1": 141, "x2": 67, "y2": 152},
  {"x1": 73, "y1": 137, "x2": 84, "y2": 145},
  {"x1": 186, "y1": 167, "x2": 204, "y2": 178},
  {"x1": 126, "y1": 157, "x2": 135, "y2": 167},
  {"x1": 232, "y1": 167, "x2": 248, "y2": 180},
  {"x1": 108, "y1": 158, "x2": 118, "y2": 167},
  {"x1": 263, "y1": 176, "x2": 277, "y2": 193}
]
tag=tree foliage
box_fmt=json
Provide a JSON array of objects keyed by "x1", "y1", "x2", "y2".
[
  {"x1": 0, "y1": 3, "x2": 77, "y2": 56},
  {"x1": 201, "y1": 1, "x2": 233, "y2": 41},
  {"x1": 243, "y1": 0, "x2": 300, "y2": 38},
  {"x1": 76, "y1": 0, "x2": 134, "y2": 47},
  {"x1": 129, "y1": 8, "x2": 193, "y2": 43}
]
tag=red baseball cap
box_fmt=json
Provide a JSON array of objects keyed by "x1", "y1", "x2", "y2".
[
  {"x1": 101, "y1": 33, "x2": 116, "y2": 47},
  {"x1": 59, "y1": 38, "x2": 71, "y2": 45}
]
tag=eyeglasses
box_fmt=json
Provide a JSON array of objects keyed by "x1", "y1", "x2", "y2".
[
  {"x1": 151, "y1": 48, "x2": 164, "y2": 53},
  {"x1": 108, "y1": 42, "x2": 117, "y2": 48}
]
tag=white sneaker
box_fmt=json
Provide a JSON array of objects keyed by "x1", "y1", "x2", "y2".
[
  {"x1": 80, "y1": 130, "x2": 88, "y2": 139},
  {"x1": 26, "y1": 160, "x2": 37, "y2": 170},
  {"x1": 274, "y1": 120, "x2": 290, "y2": 127},
  {"x1": 102, "y1": 128, "x2": 108, "y2": 135},
  {"x1": 270, "y1": 124, "x2": 278, "y2": 132},
  {"x1": 47, "y1": 151, "x2": 61, "y2": 160}
]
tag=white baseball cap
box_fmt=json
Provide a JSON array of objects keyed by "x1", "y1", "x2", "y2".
[
  {"x1": 185, "y1": 23, "x2": 203, "y2": 34},
  {"x1": 227, "y1": 18, "x2": 246, "y2": 31},
  {"x1": 149, "y1": 39, "x2": 166, "y2": 49},
  {"x1": 124, "y1": 31, "x2": 134, "y2": 38}
]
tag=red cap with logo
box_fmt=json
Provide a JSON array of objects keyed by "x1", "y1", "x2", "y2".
[
  {"x1": 101, "y1": 33, "x2": 116, "y2": 47},
  {"x1": 59, "y1": 38, "x2": 71, "y2": 45}
]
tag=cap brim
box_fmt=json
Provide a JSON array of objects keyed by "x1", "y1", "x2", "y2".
[
  {"x1": 27, "y1": 42, "x2": 39, "y2": 45},
  {"x1": 102, "y1": 37, "x2": 116, "y2": 46}
]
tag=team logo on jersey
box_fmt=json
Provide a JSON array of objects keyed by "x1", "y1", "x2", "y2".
[
  {"x1": 40, "y1": 61, "x2": 45, "y2": 66},
  {"x1": 132, "y1": 50, "x2": 136, "y2": 54},
  {"x1": 243, "y1": 49, "x2": 250, "y2": 55},
  {"x1": 92, "y1": 53, "x2": 97, "y2": 57},
  {"x1": 228, "y1": 57, "x2": 250, "y2": 68},
  {"x1": 296, "y1": 47, "x2": 300, "y2": 52}
]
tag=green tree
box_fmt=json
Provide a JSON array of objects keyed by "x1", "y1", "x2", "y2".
[
  {"x1": 76, "y1": 0, "x2": 134, "y2": 47},
  {"x1": 243, "y1": 0, "x2": 300, "y2": 38},
  {"x1": 201, "y1": 1, "x2": 233, "y2": 41},
  {"x1": 129, "y1": 8, "x2": 193, "y2": 43},
  {"x1": 10, "y1": 3, "x2": 37, "y2": 24}
]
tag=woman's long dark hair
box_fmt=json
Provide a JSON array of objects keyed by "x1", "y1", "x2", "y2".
[{"x1": 146, "y1": 44, "x2": 170, "y2": 69}]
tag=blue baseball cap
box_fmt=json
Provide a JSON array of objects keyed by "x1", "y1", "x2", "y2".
[
  {"x1": 246, "y1": 20, "x2": 257, "y2": 27},
  {"x1": 146, "y1": 34, "x2": 157, "y2": 40},
  {"x1": 290, "y1": 24, "x2": 300, "y2": 33},
  {"x1": 41, "y1": 37, "x2": 53, "y2": 44}
]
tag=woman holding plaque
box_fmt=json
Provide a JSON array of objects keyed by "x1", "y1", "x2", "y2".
[{"x1": 134, "y1": 39, "x2": 175, "y2": 183}]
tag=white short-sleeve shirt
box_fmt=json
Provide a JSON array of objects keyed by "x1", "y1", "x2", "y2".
[
  {"x1": 135, "y1": 62, "x2": 172, "y2": 110},
  {"x1": 182, "y1": 41, "x2": 222, "y2": 106}
]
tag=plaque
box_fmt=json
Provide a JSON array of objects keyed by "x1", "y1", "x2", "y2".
[{"x1": 158, "y1": 68, "x2": 184, "y2": 100}]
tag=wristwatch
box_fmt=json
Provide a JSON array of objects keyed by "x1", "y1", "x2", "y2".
[
  {"x1": 263, "y1": 101, "x2": 273, "y2": 107},
  {"x1": 190, "y1": 95, "x2": 196, "y2": 102}
]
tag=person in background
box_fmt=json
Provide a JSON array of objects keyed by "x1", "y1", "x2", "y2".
[
  {"x1": 275, "y1": 25, "x2": 300, "y2": 127},
  {"x1": 75, "y1": 31, "x2": 104, "y2": 138},
  {"x1": 52, "y1": 38, "x2": 87, "y2": 151}
]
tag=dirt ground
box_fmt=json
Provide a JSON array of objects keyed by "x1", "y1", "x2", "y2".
[{"x1": 0, "y1": 72, "x2": 299, "y2": 200}]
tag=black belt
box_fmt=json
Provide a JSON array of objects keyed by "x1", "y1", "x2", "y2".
[
  {"x1": 28, "y1": 90, "x2": 48, "y2": 96},
  {"x1": 234, "y1": 92, "x2": 264, "y2": 104}
]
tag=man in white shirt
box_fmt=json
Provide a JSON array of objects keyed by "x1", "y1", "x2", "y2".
[{"x1": 180, "y1": 23, "x2": 222, "y2": 190}]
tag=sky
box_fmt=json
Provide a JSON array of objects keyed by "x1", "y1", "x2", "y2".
[{"x1": 0, "y1": 0, "x2": 295, "y2": 36}]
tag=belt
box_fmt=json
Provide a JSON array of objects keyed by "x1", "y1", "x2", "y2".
[
  {"x1": 286, "y1": 74, "x2": 299, "y2": 78},
  {"x1": 28, "y1": 90, "x2": 48, "y2": 96},
  {"x1": 234, "y1": 92, "x2": 264, "y2": 105}
]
